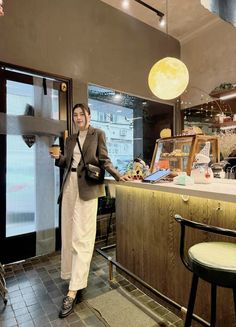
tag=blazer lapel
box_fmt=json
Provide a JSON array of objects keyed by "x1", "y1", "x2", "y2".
[
  {"x1": 82, "y1": 126, "x2": 95, "y2": 157},
  {"x1": 67, "y1": 134, "x2": 77, "y2": 161}
]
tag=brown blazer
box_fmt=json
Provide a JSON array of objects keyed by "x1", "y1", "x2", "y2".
[{"x1": 56, "y1": 126, "x2": 121, "y2": 201}]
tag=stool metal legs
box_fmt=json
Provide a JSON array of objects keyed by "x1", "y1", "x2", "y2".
[
  {"x1": 210, "y1": 284, "x2": 217, "y2": 327},
  {"x1": 185, "y1": 280, "x2": 235, "y2": 326},
  {"x1": 185, "y1": 274, "x2": 199, "y2": 327},
  {"x1": 233, "y1": 288, "x2": 236, "y2": 316},
  {"x1": 105, "y1": 207, "x2": 114, "y2": 246}
]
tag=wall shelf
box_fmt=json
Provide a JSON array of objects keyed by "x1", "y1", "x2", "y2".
[{"x1": 212, "y1": 121, "x2": 236, "y2": 129}]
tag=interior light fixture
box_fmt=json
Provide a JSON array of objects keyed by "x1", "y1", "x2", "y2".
[
  {"x1": 114, "y1": 93, "x2": 122, "y2": 101},
  {"x1": 148, "y1": 57, "x2": 189, "y2": 100},
  {"x1": 134, "y1": 0, "x2": 164, "y2": 21},
  {"x1": 148, "y1": 0, "x2": 189, "y2": 100},
  {"x1": 159, "y1": 16, "x2": 166, "y2": 27},
  {"x1": 122, "y1": 0, "x2": 130, "y2": 10},
  {"x1": 219, "y1": 93, "x2": 236, "y2": 101}
]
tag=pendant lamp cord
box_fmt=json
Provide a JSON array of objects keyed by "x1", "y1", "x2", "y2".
[{"x1": 166, "y1": 0, "x2": 168, "y2": 36}]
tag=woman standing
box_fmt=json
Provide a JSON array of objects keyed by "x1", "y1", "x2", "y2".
[{"x1": 50, "y1": 103, "x2": 129, "y2": 318}]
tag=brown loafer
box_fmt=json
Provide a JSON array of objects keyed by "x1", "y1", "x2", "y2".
[{"x1": 59, "y1": 295, "x2": 76, "y2": 318}]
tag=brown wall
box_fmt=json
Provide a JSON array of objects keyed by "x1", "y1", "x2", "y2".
[{"x1": 0, "y1": 0, "x2": 180, "y2": 105}]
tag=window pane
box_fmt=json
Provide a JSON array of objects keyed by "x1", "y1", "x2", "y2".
[
  {"x1": 88, "y1": 85, "x2": 135, "y2": 173},
  {"x1": 6, "y1": 135, "x2": 36, "y2": 236},
  {"x1": 7, "y1": 81, "x2": 34, "y2": 115},
  {"x1": 88, "y1": 84, "x2": 174, "y2": 172},
  {"x1": 6, "y1": 80, "x2": 60, "y2": 237}
]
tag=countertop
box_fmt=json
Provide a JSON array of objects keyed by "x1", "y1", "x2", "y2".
[{"x1": 105, "y1": 178, "x2": 236, "y2": 203}]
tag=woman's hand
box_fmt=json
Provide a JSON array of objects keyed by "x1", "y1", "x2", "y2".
[
  {"x1": 49, "y1": 151, "x2": 61, "y2": 160},
  {"x1": 119, "y1": 175, "x2": 131, "y2": 182}
]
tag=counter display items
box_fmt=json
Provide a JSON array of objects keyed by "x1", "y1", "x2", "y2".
[
  {"x1": 190, "y1": 141, "x2": 214, "y2": 184},
  {"x1": 143, "y1": 169, "x2": 171, "y2": 183},
  {"x1": 150, "y1": 134, "x2": 219, "y2": 176}
]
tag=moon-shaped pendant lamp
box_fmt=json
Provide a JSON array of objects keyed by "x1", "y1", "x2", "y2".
[{"x1": 148, "y1": 57, "x2": 189, "y2": 100}]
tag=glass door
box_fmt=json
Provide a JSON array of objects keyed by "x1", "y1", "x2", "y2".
[{"x1": 0, "y1": 67, "x2": 69, "y2": 263}]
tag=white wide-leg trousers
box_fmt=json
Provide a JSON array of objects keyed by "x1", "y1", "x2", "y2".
[{"x1": 61, "y1": 172, "x2": 98, "y2": 291}]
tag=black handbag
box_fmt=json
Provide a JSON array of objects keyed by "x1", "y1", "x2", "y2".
[{"x1": 77, "y1": 135, "x2": 105, "y2": 184}]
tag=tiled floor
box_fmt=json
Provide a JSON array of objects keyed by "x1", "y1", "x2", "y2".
[{"x1": 0, "y1": 247, "x2": 183, "y2": 327}]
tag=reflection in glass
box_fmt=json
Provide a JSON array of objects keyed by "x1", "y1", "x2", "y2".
[
  {"x1": 88, "y1": 84, "x2": 173, "y2": 172},
  {"x1": 6, "y1": 80, "x2": 60, "y2": 237}
]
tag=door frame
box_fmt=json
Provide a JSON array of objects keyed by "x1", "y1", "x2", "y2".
[{"x1": 0, "y1": 62, "x2": 72, "y2": 264}]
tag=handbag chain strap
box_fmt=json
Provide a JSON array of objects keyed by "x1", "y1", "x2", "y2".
[{"x1": 76, "y1": 132, "x2": 86, "y2": 168}]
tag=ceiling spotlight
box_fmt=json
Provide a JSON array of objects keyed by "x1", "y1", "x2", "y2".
[
  {"x1": 122, "y1": 0, "x2": 130, "y2": 10},
  {"x1": 159, "y1": 16, "x2": 165, "y2": 27},
  {"x1": 114, "y1": 93, "x2": 122, "y2": 101}
]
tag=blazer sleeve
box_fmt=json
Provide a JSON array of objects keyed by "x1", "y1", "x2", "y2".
[
  {"x1": 55, "y1": 137, "x2": 70, "y2": 168},
  {"x1": 97, "y1": 130, "x2": 121, "y2": 181}
]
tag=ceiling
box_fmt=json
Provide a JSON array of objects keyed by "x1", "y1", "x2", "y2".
[{"x1": 100, "y1": 0, "x2": 222, "y2": 43}]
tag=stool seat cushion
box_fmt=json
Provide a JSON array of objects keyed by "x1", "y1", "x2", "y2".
[{"x1": 188, "y1": 242, "x2": 236, "y2": 287}]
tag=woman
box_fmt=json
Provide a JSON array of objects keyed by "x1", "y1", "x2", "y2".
[{"x1": 50, "y1": 103, "x2": 129, "y2": 318}]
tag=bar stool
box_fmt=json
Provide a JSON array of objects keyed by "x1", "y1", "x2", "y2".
[{"x1": 174, "y1": 214, "x2": 236, "y2": 327}]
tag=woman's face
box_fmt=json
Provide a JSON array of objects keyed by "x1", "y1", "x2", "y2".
[{"x1": 73, "y1": 107, "x2": 90, "y2": 131}]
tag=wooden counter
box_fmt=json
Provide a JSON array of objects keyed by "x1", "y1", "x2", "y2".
[{"x1": 112, "y1": 179, "x2": 236, "y2": 326}]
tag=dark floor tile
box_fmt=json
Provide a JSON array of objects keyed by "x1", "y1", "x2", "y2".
[
  {"x1": 174, "y1": 319, "x2": 184, "y2": 327},
  {"x1": 53, "y1": 277, "x2": 62, "y2": 284},
  {"x1": 21, "y1": 288, "x2": 36, "y2": 297},
  {"x1": 18, "y1": 321, "x2": 35, "y2": 327},
  {"x1": 153, "y1": 305, "x2": 170, "y2": 317},
  {"x1": 0, "y1": 310, "x2": 15, "y2": 322},
  {"x1": 69, "y1": 320, "x2": 86, "y2": 327},
  {"x1": 36, "y1": 293, "x2": 52, "y2": 303},
  {"x1": 29, "y1": 308, "x2": 45, "y2": 319},
  {"x1": 84, "y1": 314, "x2": 105, "y2": 326},
  {"x1": 123, "y1": 283, "x2": 136, "y2": 292},
  {"x1": 8, "y1": 294, "x2": 24, "y2": 304},
  {"x1": 51, "y1": 295, "x2": 63, "y2": 307},
  {"x1": 27, "y1": 302, "x2": 42, "y2": 312},
  {"x1": 11, "y1": 300, "x2": 27, "y2": 310},
  {"x1": 0, "y1": 317, "x2": 18, "y2": 327},
  {"x1": 24, "y1": 297, "x2": 39, "y2": 306},
  {"x1": 146, "y1": 300, "x2": 161, "y2": 310},
  {"x1": 130, "y1": 289, "x2": 144, "y2": 297},
  {"x1": 138, "y1": 295, "x2": 153, "y2": 304},
  {"x1": 51, "y1": 318, "x2": 69, "y2": 326},
  {"x1": 43, "y1": 303, "x2": 59, "y2": 315},
  {"x1": 7, "y1": 284, "x2": 20, "y2": 293},
  {"x1": 48, "y1": 310, "x2": 60, "y2": 321},
  {"x1": 14, "y1": 306, "x2": 29, "y2": 317},
  {"x1": 16, "y1": 312, "x2": 32, "y2": 324},
  {"x1": 64, "y1": 312, "x2": 81, "y2": 324},
  {"x1": 117, "y1": 279, "x2": 130, "y2": 287},
  {"x1": 163, "y1": 312, "x2": 181, "y2": 324},
  {"x1": 75, "y1": 307, "x2": 93, "y2": 320},
  {"x1": 50, "y1": 291, "x2": 63, "y2": 301},
  {"x1": 1, "y1": 248, "x2": 181, "y2": 327},
  {"x1": 33, "y1": 315, "x2": 51, "y2": 326}
]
